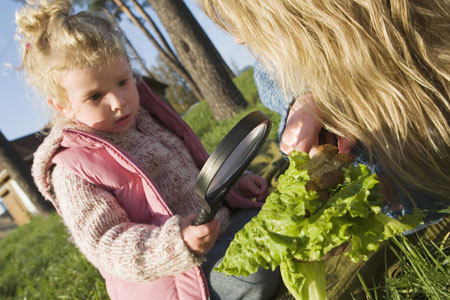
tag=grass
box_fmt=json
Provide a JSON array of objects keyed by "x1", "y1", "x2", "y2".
[
  {"x1": 0, "y1": 213, "x2": 107, "y2": 299},
  {"x1": 184, "y1": 101, "x2": 280, "y2": 153},
  {"x1": 183, "y1": 67, "x2": 280, "y2": 153},
  {"x1": 233, "y1": 68, "x2": 260, "y2": 106},
  {"x1": 356, "y1": 233, "x2": 450, "y2": 300}
]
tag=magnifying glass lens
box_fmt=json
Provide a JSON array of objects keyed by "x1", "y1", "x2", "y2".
[
  {"x1": 193, "y1": 111, "x2": 272, "y2": 226},
  {"x1": 207, "y1": 123, "x2": 268, "y2": 196}
]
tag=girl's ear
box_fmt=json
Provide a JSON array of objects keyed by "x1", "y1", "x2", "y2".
[{"x1": 47, "y1": 98, "x2": 75, "y2": 119}]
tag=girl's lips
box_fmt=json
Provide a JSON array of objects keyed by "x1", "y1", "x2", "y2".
[{"x1": 115, "y1": 114, "x2": 132, "y2": 126}]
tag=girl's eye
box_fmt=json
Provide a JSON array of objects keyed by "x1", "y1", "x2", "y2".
[
  {"x1": 89, "y1": 92, "x2": 102, "y2": 101},
  {"x1": 118, "y1": 79, "x2": 128, "y2": 87}
]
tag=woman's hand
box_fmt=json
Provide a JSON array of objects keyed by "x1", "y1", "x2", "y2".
[
  {"x1": 236, "y1": 173, "x2": 269, "y2": 202},
  {"x1": 280, "y1": 94, "x2": 322, "y2": 155},
  {"x1": 181, "y1": 214, "x2": 221, "y2": 256},
  {"x1": 280, "y1": 94, "x2": 354, "y2": 156}
]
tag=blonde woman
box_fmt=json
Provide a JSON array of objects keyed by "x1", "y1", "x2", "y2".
[{"x1": 198, "y1": 0, "x2": 450, "y2": 226}]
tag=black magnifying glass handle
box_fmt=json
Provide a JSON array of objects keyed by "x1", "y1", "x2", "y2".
[
  {"x1": 192, "y1": 208, "x2": 212, "y2": 226},
  {"x1": 192, "y1": 188, "x2": 228, "y2": 225}
]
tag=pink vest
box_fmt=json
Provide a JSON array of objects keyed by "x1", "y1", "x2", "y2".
[{"x1": 50, "y1": 82, "x2": 262, "y2": 300}]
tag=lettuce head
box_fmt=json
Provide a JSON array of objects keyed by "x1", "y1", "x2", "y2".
[{"x1": 216, "y1": 150, "x2": 423, "y2": 300}]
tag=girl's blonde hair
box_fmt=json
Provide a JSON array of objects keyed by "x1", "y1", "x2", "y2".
[
  {"x1": 16, "y1": 0, "x2": 127, "y2": 107},
  {"x1": 199, "y1": 0, "x2": 450, "y2": 200}
]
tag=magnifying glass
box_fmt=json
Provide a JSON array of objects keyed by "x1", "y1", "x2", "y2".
[{"x1": 192, "y1": 111, "x2": 272, "y2": 225}]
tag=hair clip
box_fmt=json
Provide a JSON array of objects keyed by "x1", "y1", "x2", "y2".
[{"x1": 25, "y1": 42, "x2": 31, "y2": 50}]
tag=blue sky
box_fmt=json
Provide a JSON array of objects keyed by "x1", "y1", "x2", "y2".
[{"x1": 0, "y1": 0, "x2": 255, "y2": 141}]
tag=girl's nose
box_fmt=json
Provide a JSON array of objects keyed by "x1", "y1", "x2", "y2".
[{"x1": 110, "y1": 92, "x2": 126, "y2": 111}]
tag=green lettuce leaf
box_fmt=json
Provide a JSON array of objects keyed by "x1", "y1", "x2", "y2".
[
  {"x1": 281, "y1": 258, "x2": 326, "y2": 300},
  {"x1": 216, "y1": 151, "x2": 423, "y2": 299}
]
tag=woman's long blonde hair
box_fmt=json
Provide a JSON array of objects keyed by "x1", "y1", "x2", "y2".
[
  {"x1": 199, "y1": 0, "x2": 450, "y2": 200},
  {"x1": 16, "y1": 0, "x2": 127, "y2": 107}
]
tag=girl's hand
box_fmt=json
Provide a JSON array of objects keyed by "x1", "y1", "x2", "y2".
[
  {"x1": 280, "y1": 94, "x2": 354, "y2": 156},
  {"x1": 181, "y1": 214, "x2": 220, "y2": 256},
  {"x1": 236, "y1": 173, "x2": 269, "y2": 202}
]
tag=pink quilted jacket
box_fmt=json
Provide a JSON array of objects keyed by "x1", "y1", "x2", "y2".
[{"x1": 35, "y1": 82, "x2": 262, "y2": 300}]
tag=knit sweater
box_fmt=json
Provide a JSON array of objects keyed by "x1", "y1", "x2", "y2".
[{"x1": 34, "y1": 106, "x2": 229, "y2": 282}]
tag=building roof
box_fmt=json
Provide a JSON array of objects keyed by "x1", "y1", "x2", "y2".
[{"x1": 11, "y1": 132, "x2": 44, "y2": 163}]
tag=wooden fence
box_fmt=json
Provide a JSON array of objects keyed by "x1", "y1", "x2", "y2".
[{"x1": 0, "y1": 169, "x2": 37, "y2": 226}]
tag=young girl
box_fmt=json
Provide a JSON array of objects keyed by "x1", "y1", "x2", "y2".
[
  {"x1": 17, "y1": 1, "x2": 279, "y2": 299},
  {"x1": 198, "y1": 0, "x2": 450, "y2": 226}
]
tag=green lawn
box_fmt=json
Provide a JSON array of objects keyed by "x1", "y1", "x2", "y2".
[{"x1": 0, "y1": 213, "x2": 107, "y2": 299}]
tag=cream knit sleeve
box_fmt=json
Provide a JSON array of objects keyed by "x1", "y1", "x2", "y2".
[{"x1": 50, "y1": 165, "x2": 204, "y2": 282}]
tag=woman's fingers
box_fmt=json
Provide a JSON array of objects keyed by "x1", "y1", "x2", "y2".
[
  {"x1": 337, "y1": 136, "x2": 354, "y2": 155},
  {"x1": 281, "y1": 115, "x2": 321, "y2": 154},
  {"x1": 281, "y1": 95, "x2": 322, "y2": 155}
]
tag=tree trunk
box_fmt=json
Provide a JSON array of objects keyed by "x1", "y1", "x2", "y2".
[
  {"x1": 0, "y1": 132, "x2": 51, "y2": 214},
  {"x1": 129, "y1": 0, "x2": 234, "y2": 79},
  {"x1": 112, "y1": 0, "x2": 204, "y2": 101},
  {"x1": 146, "y1": 0, "x2": 247, "y2": 121},
  {"x1": 103, "y1": 8, "x2": 154, "y2": 78}
]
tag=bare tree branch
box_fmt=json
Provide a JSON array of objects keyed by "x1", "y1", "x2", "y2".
[
  {"x1": 111, "y1": 0, "x2": 203, "y2": 100},
  {"x1": 128, "y1": 0, "x2": 178, "y2": 63}
]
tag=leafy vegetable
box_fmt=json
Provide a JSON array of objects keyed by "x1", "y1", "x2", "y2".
[
  {"x1": 216, "y1": 151, "x2": 423, "y2": 299},
  {"x1": 280, "y1": 259, "x2": 326, "y2": 300}
]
